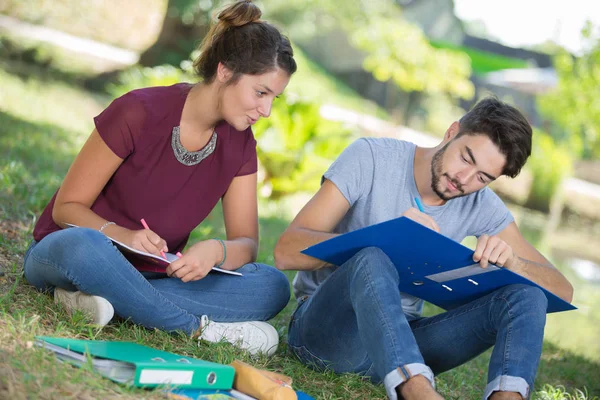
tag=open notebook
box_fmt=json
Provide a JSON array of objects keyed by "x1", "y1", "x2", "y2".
[{"x1": 65, "y1": 224, "x2": 242, "y2": 276}]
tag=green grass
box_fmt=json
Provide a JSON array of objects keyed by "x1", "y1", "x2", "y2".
[
  {"x1": 1, "y1": 60, "x2": 598, "y2": 400},
  {"x1": 430, "y1": 40, "x2": 529, "y2": 75},
  {"x1": 536, "y1": 384, "x2": 598, "y2": 400}
]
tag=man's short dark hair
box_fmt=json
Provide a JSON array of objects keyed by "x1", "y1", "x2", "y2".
[{"x1": 457, "y1": 97, "x2": 532, "y2": 178}]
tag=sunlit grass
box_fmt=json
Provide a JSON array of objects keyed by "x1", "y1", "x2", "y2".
[{"x1": 536, "y1": 384, "x2": 599, "y2": 400}]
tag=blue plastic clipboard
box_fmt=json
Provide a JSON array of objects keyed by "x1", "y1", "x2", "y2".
[{"x1": 302, "y1": 217, "x2": 576, "y2": 313}]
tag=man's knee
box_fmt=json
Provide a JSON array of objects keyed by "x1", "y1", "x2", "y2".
[
  {"x1": 501, "y1": 284, "x2": 548, "y2": 310},
  {"x1": 495, "y1": 284, "x2": 548, "y2": 328},
  {"x1": 348, "y1": 247, "x2": 399, "y2": 279},
  {"x1": 354, "y1": 246, "x2": 389, "y2": 262}
]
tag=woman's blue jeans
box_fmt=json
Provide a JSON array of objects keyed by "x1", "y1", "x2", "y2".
[
  {"x1": 23, "y1": 228, "x2": 291, "y2": 335},
  {"x1": 287, "y1": 247, "x2": 547, "y2": 400}
]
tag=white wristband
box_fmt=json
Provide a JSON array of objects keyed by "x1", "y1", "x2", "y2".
[{"x1": 99, "y1": 221, "x2": 116, "y2": 233}]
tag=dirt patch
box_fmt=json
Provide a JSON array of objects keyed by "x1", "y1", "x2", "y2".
[{"x1": 0, "y1": 219, "x2": 29, "y2": 294}]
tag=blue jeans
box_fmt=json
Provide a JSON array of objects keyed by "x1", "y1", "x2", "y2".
[
  {"x1": 287, "y1": 247, "x2": 547, "y2": 400},
  {"x1": 24, "y1": 228, "x2": 291, "y2": 334}
]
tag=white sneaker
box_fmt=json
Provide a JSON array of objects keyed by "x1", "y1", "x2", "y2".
[
  {"x1": 198, "y1": 315, "x2": 279, "y2": 356},
  {"x1": 54, "y1": 288, "x2": 114, "y2": 327}
]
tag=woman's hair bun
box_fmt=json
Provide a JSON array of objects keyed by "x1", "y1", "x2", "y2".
[
  {"x1": 217, "y1": 0, "x2": 262, "y2": 28},
  {"x1": 193, "y1": 0, "x2": 296, "y2": 83}
]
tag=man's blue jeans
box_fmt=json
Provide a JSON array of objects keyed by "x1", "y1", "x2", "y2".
[
  {"x1": 24, "y1": 228, "x2": 291, "y2": 335},
  {"x1": 287, "y1": 247, "x2": 547, "y2": 400}
]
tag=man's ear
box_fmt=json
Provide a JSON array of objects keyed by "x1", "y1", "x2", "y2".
[
  {"x1": 444, "y1": 121, "x2": 460, "y2": 141},
  {"x1": 216, "y1": 62, "x2": 233, "y2": 83}
]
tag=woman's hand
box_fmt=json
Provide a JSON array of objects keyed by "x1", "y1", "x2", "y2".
[
  {"x1": 131, "y1": 228, "x2": 169, "y2": 256},
  {"x1": 107, "y1": 226, "x2": 168, "y2": 257},
  {"x1": 166, "y1": 240, "x2": 223, "y2": 282}
]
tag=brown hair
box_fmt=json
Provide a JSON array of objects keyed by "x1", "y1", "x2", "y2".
[
  {"x1": 193, "y1": 0, "x2": 297, "y2": 84},
  {"x1": 457, "y1": 97, "x2": 532, "y2": 178}
]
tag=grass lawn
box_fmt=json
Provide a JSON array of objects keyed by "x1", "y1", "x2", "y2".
[
  {"x1": 1, "y1": 61, "x2": 598, "y2": 400},
  {"x1": 429, "y1": 40, "x2": 529, "y2": 76}
]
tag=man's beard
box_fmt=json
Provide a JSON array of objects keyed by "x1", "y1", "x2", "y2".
[{"x1": 430, "y1": 144, "x2": 466, "y2": 201}]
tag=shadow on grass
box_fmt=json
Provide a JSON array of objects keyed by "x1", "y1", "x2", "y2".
[
  {"x1": 0, "y1": 55, "x2": 91, "y2": 86},
  {"x1": 1, "y1": 24, "x2": 150, "y2": 95},
  {"x1": 0, "y1": 111, "x2": 80, "y2": 220},
  {"x1": 536, "y1": 341, "x2": 600, "y2": 396},
  {"x1": 0, "y1": 51, "x2": 107, "y2": 89}
]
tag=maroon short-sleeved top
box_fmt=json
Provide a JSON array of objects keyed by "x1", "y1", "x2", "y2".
[{"x1": 33, "y1": 84, "x2": 257, "y2": 270}]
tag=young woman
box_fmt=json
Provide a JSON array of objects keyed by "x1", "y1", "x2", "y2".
[{"x1": 23, "y1": 0, "x2": 296, "y2": 356}]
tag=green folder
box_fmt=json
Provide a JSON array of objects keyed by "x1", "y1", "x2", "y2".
[{"x1": 35, "y1": 336, "x2": 235, "y2": 390}]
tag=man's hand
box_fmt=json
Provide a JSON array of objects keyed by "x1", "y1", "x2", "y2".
[
  {"x1": 402, "y1": 207, "x2": 440, "y2": 232},
  {"x1": 473, "y1": 234, "x2": 519, "y2": 269},
  {"x1": 166, "y1": 240, "x2": 223, "y2": 282}
]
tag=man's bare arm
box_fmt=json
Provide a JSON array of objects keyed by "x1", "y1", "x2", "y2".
[
  {"x1": 274, "y1": 179, "x2": 351, "y2": 271},
  {"x1": 475, "y1": 222, "x2": 574, "y2": 303}
]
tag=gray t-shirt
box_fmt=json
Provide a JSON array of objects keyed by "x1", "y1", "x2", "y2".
[{"x1": 292, "y1": 137, "x2": 514, "y2": 318}]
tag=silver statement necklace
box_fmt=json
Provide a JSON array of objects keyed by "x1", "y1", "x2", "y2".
[{"x1": 171, "y1": 126, "x2": 217, "y2": 166}]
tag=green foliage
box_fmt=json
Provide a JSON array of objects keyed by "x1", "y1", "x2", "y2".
[
  {"x1": 106, "y1": 64, "x2": 195, "y2": 98},
  {"x1": 525, "y1": 130, "x2": 573, "y2": 213},
  {"x1": 538, "y1": 21, "x2": 600, "y2": 159},
  {"x1": 167, "y1": 0, "x2": 215, "y2": 25},
  {"x1": 353, "y1": 18, "x2": 474, "y2": 99},
  {"x1": 253, "y1": 94, "x2": 355, "y2": 198},
  {"x1": 265, "y1": 0, "x2": 474, "y2": 102}
]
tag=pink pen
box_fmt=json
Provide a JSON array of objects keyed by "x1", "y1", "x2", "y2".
[{"x1": 140, "y1": 218, "x2": 167, "y2": 259}]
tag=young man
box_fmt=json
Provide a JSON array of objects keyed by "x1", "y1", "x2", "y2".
[{"x1": 274, "y1": 97, "x2": 573, "y2": 400}]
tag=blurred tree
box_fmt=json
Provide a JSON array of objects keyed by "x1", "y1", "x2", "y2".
[
  {"x1": 264, "y1": 0, "x2": 474, "y2": 121},
  {"x1": 538, "y1": 21, "x2": 600, "y2": 159},
  {"x1": 138, "y1": 0, "x2": 215, "y2": 67},
  {"x1": 525, "y1": 129, "x2": 573, "y2": 213},
  {"x1": 352, "y1": 18, "x2": 473, "y2": 99}
]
